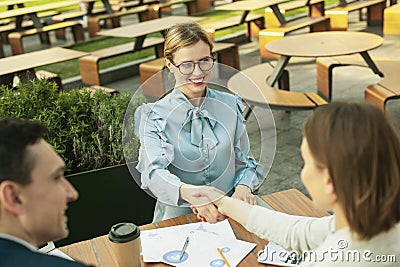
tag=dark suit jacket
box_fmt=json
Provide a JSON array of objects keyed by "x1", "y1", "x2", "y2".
[{"x1": 0, "y1": 237, "x2": 89, "y2": 267}]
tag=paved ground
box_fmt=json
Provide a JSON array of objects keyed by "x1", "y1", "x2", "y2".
[
  {"x1": 104, "y1": 11, "x2": 400, "y2": 197},
  {"x1": 5, "y1": 5, "x2": 399, "y2": 197}
]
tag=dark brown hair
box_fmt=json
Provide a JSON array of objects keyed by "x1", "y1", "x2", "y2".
[
  {"x1": 304, "y1": 102, "x2": 400, "y2": 240},
  {"x1": 0, "y1": 118, "x2": 46, "y2": 185},
  {"x1": 164, "y1": 22, "x2": 213, "y2": 62}
]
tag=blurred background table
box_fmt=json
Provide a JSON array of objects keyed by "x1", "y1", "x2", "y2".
[{"x1": 265, "y1": 31, "x2": 384, "y2": 88}]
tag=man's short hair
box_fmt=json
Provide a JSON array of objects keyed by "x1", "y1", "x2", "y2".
[{"x1": 0, "y1": 118, "x2": 46, "y2": 185}]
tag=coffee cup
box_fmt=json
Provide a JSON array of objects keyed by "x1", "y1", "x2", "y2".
[{"x1": 108, "y1": 222, "x2": 141, "y2": 267}]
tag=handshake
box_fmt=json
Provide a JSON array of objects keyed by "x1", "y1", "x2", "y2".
[{"x1": 180, "y1": 184, "x2": 256, "y2": 224}]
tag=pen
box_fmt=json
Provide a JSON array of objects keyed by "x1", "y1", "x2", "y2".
[
  {"x1": 217, "y1": 248, "x2": 231, "y2": 267},
  {"x1": 179, "y1": 236, "x2": 190, "y2": 261}
]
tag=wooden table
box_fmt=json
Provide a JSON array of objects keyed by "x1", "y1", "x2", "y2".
[
  {"x1": 59, "y1": 188, "x2": 329, "y2": 267},
  {"x1": 0, "y1": 47, "x2": 87, "y2": 86},
  {"x1": 0, "y1": 0, "x2": 34, "y2": 10},
  {"x1": 215, "y1": 0, "x2": 292, "y2": 26},
  {"x1": 265, "y1": 31, "x2": 384, "y2": 87},
  {"x1": 86, "y1": 0, "x2": 113, "y2": 14},
  {"x1": 97, "y1": 15, "x2": 205, "y2": 52},
  {"x1": 0, "y1": 0, "x2": 84, "y2": 30}
]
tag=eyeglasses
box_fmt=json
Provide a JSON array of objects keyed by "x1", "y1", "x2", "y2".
[{"x1": 170, "y1": 56, "x2": 215, "y2": 75}]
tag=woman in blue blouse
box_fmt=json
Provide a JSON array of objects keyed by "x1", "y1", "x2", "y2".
[{"x1": 136, "y1": 22, "x2": 264, "y2": 222}]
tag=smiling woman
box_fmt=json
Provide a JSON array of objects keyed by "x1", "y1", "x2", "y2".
[{"x1": 134, "y1": 22, "x2": 265, "y2": 223}]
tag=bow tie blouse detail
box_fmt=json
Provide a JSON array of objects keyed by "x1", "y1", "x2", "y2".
[{"x1": 182, "y1": 107, "x2": 218, "y2": 148}]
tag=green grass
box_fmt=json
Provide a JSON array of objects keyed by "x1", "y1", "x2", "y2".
[
  {"x1": 0, "y1": 0, "x2": 105, "y2": 12},
  {"x1": 33, "y1": 0, "x2": 340, "y2": 79},
  {"x1": 37, "y1": 36, "x2": 160, "y2": 78}
]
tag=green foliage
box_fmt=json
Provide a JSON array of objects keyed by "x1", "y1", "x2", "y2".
[{"x1": 0, "y1": 79, "x2": 145, "y2": 174}]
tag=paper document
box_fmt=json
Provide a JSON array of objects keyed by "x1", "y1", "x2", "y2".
[{"x1": 141, "y1": 220, "x2": 256, "y2": 266}]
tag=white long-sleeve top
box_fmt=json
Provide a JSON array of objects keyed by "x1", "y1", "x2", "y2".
[{"x1": 246, "y1": 205, "x2": 400, "y2": 266}]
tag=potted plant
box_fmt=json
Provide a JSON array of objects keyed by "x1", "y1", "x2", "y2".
[{"x1": 0, "y1": 79, "x2": 155, "y2": 245}]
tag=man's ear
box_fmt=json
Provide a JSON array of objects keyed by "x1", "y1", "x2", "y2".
[{"x1": 0, "y1": 181, "x2": 24, "y2": 216}]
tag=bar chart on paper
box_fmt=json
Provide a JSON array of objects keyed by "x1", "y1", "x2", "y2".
[{"x1": 141, "y1": 220, "x2": 256, "y2": 266}]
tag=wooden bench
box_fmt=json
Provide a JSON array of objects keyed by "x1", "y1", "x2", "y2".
[
  {"x1": 228, "y1": 62, "x2": 327, "y2": 115},
  {"x1": 80, "y1": 85, "x2": 120, "y2": 96},
  {"x1": 87, "y1": 5, "x2": 149, "y2": 38},
  {"x1": 0, "y1": 20, "x2": 37, "y2": 48},
  {"x1": 384, "y1": 3, "x2": 400, "y2": 36},
  {"x1": 0, "y1": 10, "x2": 60, "y2": 27},
  {"x1": 11, "y1": 69, "x2": 63, "y2": 90},
  {"x1": 202, "y1": 13, "x2": 265, "y2": 42},
  {"x1": 315, "y1": 55, "x2": 389, "y2": 101},
  {"x1": 147, "y1": 0, "x2": 197, "y2": 19},
  {"x1": 0, "y1": 10, "x2": 59, "y2": 44},
  {"x1": 8, "y1": 21, "x2": 85, "y2": 55},
  {"x1": 111, "y1": 0, "x2": 158, "y2": 10},
  {"x1": 325, "y1": 0, "x2": 386, "y2": 31},
  {"x1": 51, "y1": 7, "x2": 107, "y2": 40},
  {"x1": 264, "y1": 0, "x2": 325, "y2": 27},
  {"x1": 79, "y1": 36, "x2": 164, "y2": 85},
  {"x1": 138, "y1": 42, "x2": 241, "y2": 98},
  {"x1": 197, "y1": 0, "x2": 215, "y2": 13},
  {"x1": 364, "y1": 60, "x2": 400, "y2": 111},
  {"x1": 35, "y1": 70, "x2": 63, "y2": 90},
  {"x1": 259, "y1": 16, "x2": 330, "y2": 59}
]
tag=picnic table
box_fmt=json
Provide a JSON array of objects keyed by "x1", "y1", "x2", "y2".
[
  {"x1": 79, "y1": 15, "x2": 205, "y2": 85},
  {"x1": 86, "y1": 0, "x2": 113, "y2": 14},
  {"x1": 214, "y1": 0, "x2": 292, "y2": 26},
  {"x1": 265, "y1": 31, "x2": 384, "y2": 87},
  {"x1": 0, "y1": 0, "x2": 34, "y2": 10},
  {"x1": 0, "y1": 0, "x2": 87, "y2": 30},
  {"x1": 96, "y1": 15, "x2": 204, "y2": 51},
  {"x1": 0, "y1": 47, "x2": 87, "y2": 86}
]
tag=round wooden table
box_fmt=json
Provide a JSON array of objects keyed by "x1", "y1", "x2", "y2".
[{"x1": 265, "y1": 31, "x2": 384, "y2": 86}]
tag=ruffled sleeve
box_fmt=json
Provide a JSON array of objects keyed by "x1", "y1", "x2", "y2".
[
  {"x1": 233, "y1": 94, "x2": 264, "y2": 191},
  {"x1": 135, "y1": 103, "x2": 184, "y2": 206}
]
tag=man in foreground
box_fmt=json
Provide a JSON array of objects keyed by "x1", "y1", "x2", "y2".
[{"x1": 0, "y1": 117, "x2": 89, "y2": 266}]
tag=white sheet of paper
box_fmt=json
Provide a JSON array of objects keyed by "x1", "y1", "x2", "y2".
[{"x1": 141, "y1": 220, "x2": 256, "y2": 266}]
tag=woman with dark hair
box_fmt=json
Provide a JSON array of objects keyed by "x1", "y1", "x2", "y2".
[{"x1": 197, "y1": 102, "x2": 400, "y2": 266}]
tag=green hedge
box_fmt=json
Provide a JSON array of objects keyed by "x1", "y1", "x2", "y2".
[{"x1": 0, "y1": 80, "x2": 144, "y2": 174}]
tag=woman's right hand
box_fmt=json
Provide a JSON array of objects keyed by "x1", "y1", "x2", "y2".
[{"x1": 180, "y1": 185, "x2": 226, "y2": 223}]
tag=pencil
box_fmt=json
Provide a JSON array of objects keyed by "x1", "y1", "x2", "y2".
[{"x1": 217, "y1": 248, "x2": 231, "y2": 267}]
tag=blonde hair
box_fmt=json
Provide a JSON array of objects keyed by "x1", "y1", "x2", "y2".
[
  {"x1": 164, "y1": 22, "x2": 213, "y2": 62},
  {"x1": 304, "y1": 102, "x2": 400, "y2": 240}
]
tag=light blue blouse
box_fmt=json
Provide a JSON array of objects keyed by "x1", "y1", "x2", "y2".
[{"x1": 136, "y1": 88, "x2": 263, "y2": 220}]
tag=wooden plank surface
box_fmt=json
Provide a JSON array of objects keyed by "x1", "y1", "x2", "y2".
[
  {"x1": 261, "y1": 188, "x2": 329, "y2": 217},
  {"x1": 0, "y1": 0, "x2": 34, "y2": 8},
  {"x1": 227, "y1": 62, "x2": 321, "y2": 109},
  {"x1": 59, "y1": 239, "x2": 98, "y2": 266},
  {"x1": 215, "y1": 0, "x2": 291, "y2": 11},
  {"x1": 265, "y1": 32, "x2": 383, "y2": 58},
  {"x1": 0, "y1": 47, "x2": 87, "y2": 76},
  {"x1": 97, "y1": 16, "x2": 205, "y2": 38},
  {"x1": 59, "y1": 188, "x2": 330, "y2": 266},
  {"x1": 0, "y1": 0, "x2": 82, "y2": 20}
]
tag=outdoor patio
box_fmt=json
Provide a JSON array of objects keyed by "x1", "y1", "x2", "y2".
[{"x1": 101, "y1": 9, "x2": 400, "y2": 197}]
